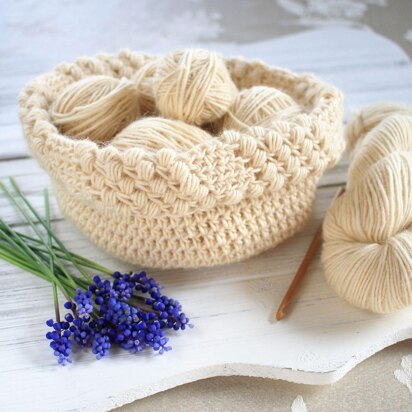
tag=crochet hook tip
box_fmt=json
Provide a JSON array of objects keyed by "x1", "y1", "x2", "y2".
[{"x1": 275, "y1": 308, "x2": 285, "y2": 321}]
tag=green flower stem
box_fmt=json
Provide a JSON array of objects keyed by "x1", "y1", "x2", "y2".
[
  {"x1": 0, "y1": 247, "x2": 43, "y2": 275},
  {"x1": 0, "y1": 230, "x2": 76, "y2": 297},
  {"x1": 8, "y1": 178, "x2": 93, "y2": 282},
  {"x1": 44, "y1": 188, "x2": 53, "y2": 272},
  {"x1": 22, "y1": 239, "x2": 112, "y2": 275},
  {"x1": 0, "y1": 248, "x2": 76, "y2": 299},
  {"x1": 0, "y1": 179, "x2": 122, "y2": 310},
  {"x1": 0, "y1": 187, "x2": 74, "y2": 301},
  {"x1": 0, "y1": 182, "x2": 74, "y2": 277},
  {"x1": 3, "y1": 229, "x2": 112, "y2": 275},
  {"x1": 45, "y1": 188, "x2": 61, "y2": 324},
  {"x1": 32, "y1": 248, "x2": 88, "y2": 292},
  {"x1": 0, "y1": 230, "x2": 84, "y2": 298},
  {"x1": 0, "y1": 224, "x2": 71, "y2": 298},
  {"x1": 0, "y1": 239, "x2": 77, "y2": 291},
  {"x1": 0, "y1": 223, "x2": 47, "y2": 273},
  {"x1": 0, "y1": 182, "x2": 79, "y2": 291},
  {"x1": 52, "y1": 282, "x2": 61, "y2": 323}
]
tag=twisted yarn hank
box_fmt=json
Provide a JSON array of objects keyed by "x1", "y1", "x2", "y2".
[
  {"x1": 322, "y1": 103, "x2": 412, "y2": 313},
  {"x1": 154, "y1": 49, "x2": 237, "y2": 125},
  {"x1": 51, "y1": 75, "x2": 140, "y2": 141},
  {"x1": 345, "y1": 102, "x2": 412, "y2": 153},
  {"x1": 110, "y1": 117, "x2": 212, "y2": 152}
]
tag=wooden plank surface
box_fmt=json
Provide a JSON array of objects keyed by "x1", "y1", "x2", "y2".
[{"x1": 1, "y1": 8, "x2": 412, "y2": 411}]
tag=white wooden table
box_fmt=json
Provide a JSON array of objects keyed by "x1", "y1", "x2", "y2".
[{"x1": 1, "y1": 3, "x2": 412, "y2": 411}]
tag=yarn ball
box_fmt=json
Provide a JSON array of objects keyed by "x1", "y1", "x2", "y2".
[
  {"x1": 154, "y1": 49, "x2": 237, "y2": 125},
  {"x1": 51, "y1": 75, "x2": 140, "y2": 142},
  {"x1": 223, "y1": 86, "x2": 302, "y2": 130},
  {"x1": 110, "y1": 117, "x2": 212, "y2": 152},
  {"x1": 133, "y1": 59, "x2": 157, "y2": 115},
  {"x1": 322, "y1": 103, "x2": 412, "y2": 314}
]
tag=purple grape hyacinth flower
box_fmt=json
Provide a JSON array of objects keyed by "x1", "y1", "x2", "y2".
[
  {"x1": 70, "y1": 315, "x2": 94, "y2": 347},
  {"x1": 46, "y1": 270, "x2": 192, "y2": 365},
  {"x1": 45, "y1": 319, "x2": 72, "y2": 365},
  {"x1": 73, "y1": 288, "x2": 93, "y2": 315},
  {"x1": 92, "y1": 332, "x2": 111, "y2": 360}
]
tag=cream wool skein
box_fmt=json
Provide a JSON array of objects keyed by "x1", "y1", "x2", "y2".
[
  {"x1": 51, "y1": 75, "x2": 140, "y2": 142},
  {"x1": 345, "y1": 102, "x2": 412, "y2": 153},
  {"x1": 154, "y1": 49, "x2": 237, "y2": 125},
  {"x1": 223, "y1": 86, "x2": 302, "y2": 130},
  {"x1": 110, "y1": 117, "x2": 211, "y2": 152},
  {"x1": 322, "y1": 104, "x2": 412, "y2": 314}
]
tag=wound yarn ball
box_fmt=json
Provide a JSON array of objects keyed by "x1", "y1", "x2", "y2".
[
  {"x1": 223, "y1": 86, "x2": 302, "y2": 131},
  {"x1": 133, "y1": 59, "x2": 158, "y2": 115},
  {"x1": 322, "y1": 103, "x2": 412, "y2": 314},
  {"x1": 110, "y1": 117, "x2": 211, "y2": 152},
  {"x1": 154, "y1": 49, "x2": 237, "y2": 126},
  {"x1": 51, "y1": 75, "x2": 140, "y2": 142}
]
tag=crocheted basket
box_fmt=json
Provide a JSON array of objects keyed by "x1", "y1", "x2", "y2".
[{"x1": 19, "y1": 50, "x2": 344, "y2": 269}]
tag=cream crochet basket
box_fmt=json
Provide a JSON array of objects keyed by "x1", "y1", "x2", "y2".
[{"x1": 19, "y1": 50, "x2": 344, "y2": 269}]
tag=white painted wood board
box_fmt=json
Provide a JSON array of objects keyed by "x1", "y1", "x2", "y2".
[{"x1": 0, "y1": 23, "x2": 412, "y2": 412}]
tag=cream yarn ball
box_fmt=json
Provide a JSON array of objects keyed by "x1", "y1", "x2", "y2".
[
  {"x1": 322, "y1": 103, "x2": 412, "y2": 314},
  {"x1": 223, "y1": 86, "x2": 302, "y2": 130},
  {"x1": 154, "y1": 49, "x2": 237, "y2": 125},
  {"x1": 133, "y1": 59, "x2": 157, "y2": 115},
  {"x1": 110, "y1": 117, "x2": 211, "y2": 152},
  {"x1": 51, "y1": 75, "x2": 140, "y2": 141}
]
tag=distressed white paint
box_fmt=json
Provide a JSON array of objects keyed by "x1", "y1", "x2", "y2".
[
  {"x1": 1, "y1": 9, "x2": 412, "y2": 412},
  {"x1": 277, "y1": 0, "x2": 387, "y2": 26},
  {"x1": 291, "y1": 395, "x2": 308, "y2": 412},
  {"x1": 394, "y1": 355, "x2": 412, "y2": 395}
]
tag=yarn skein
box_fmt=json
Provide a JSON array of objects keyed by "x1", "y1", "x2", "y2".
[
  {"x1": 345, "y1": 102, "x2": 412, "y2": 153},
  {"x1": 322, "y1": 103, "x2": 412, "y2": 314},
  {"x1": 154, "y1": 49, "x2": 237, "y2": 126},
  {"x1": 51, "y1": 75, "x2": 140, "y2": 142},
  {"x1": 223, "y1": 86, "x2": 302, "y2": 131},
  {"x1": 110, "y1": 117, "x2": 212, "y2": 152}
]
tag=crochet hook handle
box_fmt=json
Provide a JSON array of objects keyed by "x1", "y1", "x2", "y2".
[{"x1": 275, "y1": 186, "x2": 345, "y2": 321}]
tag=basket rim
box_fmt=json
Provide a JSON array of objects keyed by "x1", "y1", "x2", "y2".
[{"x1": 19, "y1": 49, "x2": 344, "y2": 218}]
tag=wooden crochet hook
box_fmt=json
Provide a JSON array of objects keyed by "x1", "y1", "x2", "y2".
[{"x1": 275, "y1": 186, "x2": 345, "y2": 321}]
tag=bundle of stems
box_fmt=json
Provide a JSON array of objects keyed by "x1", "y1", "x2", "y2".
[{"x1": 0, "y1": 177, "x2": 110, "y2": 302}]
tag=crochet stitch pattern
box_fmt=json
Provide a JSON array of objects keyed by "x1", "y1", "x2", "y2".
[{"x1": 19, "y1": 50, "x2": 344, "y2": 269}]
